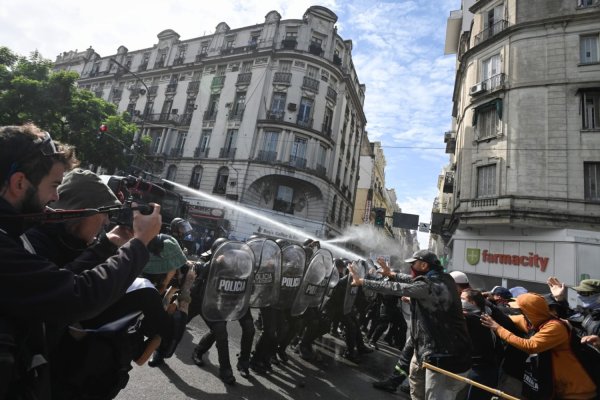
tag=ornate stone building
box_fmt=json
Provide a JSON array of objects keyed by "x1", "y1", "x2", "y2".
[{"x1": 55, "y1": 6, "x2": 366, "y2": 242}]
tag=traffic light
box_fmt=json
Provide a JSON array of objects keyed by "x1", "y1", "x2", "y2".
[
  {"x1": 97, "y1": 124, "x2": 108, "y2": 140},
  {"x1": 374, "y1": 208, "x2": 386, "y2": 227}
]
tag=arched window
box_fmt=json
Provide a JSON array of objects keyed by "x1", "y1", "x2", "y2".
[
  {"x1": 214, "y1": 167, "x2": 229, "y2": 194},
  {"x1": 330, "y1": 195, "x2": 337, "y2": 220},
  {"x1": 189, "y1": 165, "x2": 203, "y2": 189},
  {"x1": 166, "y1": 164, "x2": 177, "y2": 181}
]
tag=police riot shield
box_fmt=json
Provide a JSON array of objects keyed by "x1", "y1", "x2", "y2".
[
  {"x1": 361, "y1": 259, "x2": 379, "y2": 301},
  {"x1": 201, "y1": 241, "x2": 254, "y2": 321},
  {"x1": 273, "y1": 244, "x2": 307, "y2": 310},
  {"x1": 291, "y1": 248, "x2": 334, "y2": 316},
  {"x1": 319, "y1": 264, "x2": 340, "y2": 312},
  {"x1": 246, "y1": 238, "x2": 281, "y2": 308},
  {"x1": 343, "y1": 260, "x2": 367, "y2": 315}
]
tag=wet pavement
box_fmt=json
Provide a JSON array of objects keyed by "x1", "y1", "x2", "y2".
[{"x1": 116, "y1": 310, "x2": 411, "y2": 399}]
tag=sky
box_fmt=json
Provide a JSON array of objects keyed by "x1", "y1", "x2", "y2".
[{"x1": 1, "y1": 0, "x2": 461, "y2": 249}]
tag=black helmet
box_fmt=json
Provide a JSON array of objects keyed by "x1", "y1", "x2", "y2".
[
  {"x1": 211, "y1": 237, "x2": 228, "y2": 253},
  {"x1": 170, "y1": 217, "x2": 193, "y2": 239},
  {"x1": 275, "y1": 238, "x2": 290, "y2": 248}
]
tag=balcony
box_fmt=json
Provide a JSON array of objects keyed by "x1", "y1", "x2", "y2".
[
  {"x1": 203, "y1": 110, "x2": 218, "y2": 121},
  {"x1": 211, "y1": 75, "x2": 225, "y2": 89},
  {"x1": 273, "y1": 72, "x2": 292, "y2": 85},
  {"x1": 256, "y1": 150, "x2": 277, "y2": 162},
  {"x1": 315, "y1": 164, "x2": 327, "y2": 178},
  {"x1": 166, "y1": 82, "x2": 178, "y2": 93},
  {"x1": 289, "y1": 156, "x2": 307, "y2": 169},
  {"x1": 266, "y1": 110, "x2": 285, "y2": 121},
  {"x1": 443, "y1": 172, "x2": 455, "y2": 193},
  {"x1": 308, "y1": 43, "x2": 323, "y2": 56},
  {"x1": 148, "y1": 86, "x2": 158, "y2": 96},
  {"x1": 170, "y1": 148, "x2": 184, "y2": 157},
  {"x1": 326, "y1": 86, "x2": 337, "y2": 102},
  {"x1": 281, "y1": 39, "x2": 297, "y2": 49},
  {"x1": 474, "y1": 20, "x2": 509, "y2": 45},
  {"x1": 333, "y1": 54, "x2": 342, "y2": 66},
  {"x1": 296, "y1": 118, "x2": 313, "y2": 129},
  {"x1": 154, "y1": 60, "x2": 165, "y2": 69},
  {"x1": 470, "y1": 198, "x2": 498, "y2": 208},
  {"x1": 112, "y1": 88, "x2": 123, "y2": 99},
  {"x1": 194, "y1": 147, "x2": 209, "y2": 158},
  {"x1": 195, "y1": 53, "x2": 207, "y2": 62},
  {"x1": 138, "y1": 63, "x2": 147, "y2": 72},
  {"x1": 173, "y1": 57, "x2": 185, "y2": 66},
  {"x1": 219, "y1": 147, "x2": 237, "y2": 159},
  {"x1": 302, "y1": 76, "x2": 320, "y2": 93},
  {"x1": 236, "y1": 72, "x2": 252, "y2": 85},
  {"x1": 228, "y1": 107, "x2": 245, "y2": 121},
  {"x1": 321, "y1": 124, "x2": 332, "y2": 137},
  {"x1": 213, "y1": 184, "x2": 227, "y2": 195},
  {"x1": 444, "y1": 131, "x2": 456, "y2": 154},
  {"x1": 187, "y1": 81, "x2": 200, "y2": 93}
]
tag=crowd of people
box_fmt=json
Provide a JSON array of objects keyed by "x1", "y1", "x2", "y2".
[{"x1": 2, "y1": 123, "x2": 600, "y2": 400}]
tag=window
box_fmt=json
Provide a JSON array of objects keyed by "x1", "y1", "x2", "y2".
[
  {"x1": 307, "y1": 65, "x2": 319, "y2": 79},
  {"x1": 166, "y1": 165, "x2": 177, "y2": 181},
  {"x1": 582, "y1": 90, "x2": 600, "y2": 129},
  {"x1": 216, "y1": 65, "x2": 227, "y2": 76},
  {"x1": 297, "y1": 97, "x2": 313, "y2": 124},
  {"x1": 221, "y1": 129, "x2": 237, "y2": 158},
  {"x1": 197, "y1": 130, "x2": 210, "y2": 157},
  {"x1": 477, "y1": 164, "x2": 497, "y2": 197},
  {"x1": 200, "y1": 42, "x2": 209, "y2": 55},
  {"x1": 231, "y1": 92, "x2": 246, "y2": 119},
  {"x1": 151, "y1": 132, "x2": 162, "y2": 154},
  {"x1": 578, "y1": 0, "x2": 595, "y2": 8},
  {"x1": 279, "y1": 60, "x2": 292, "y2": 72},
  {"x1": 473, "y1": 100, "x2": 502, "y2": 139},
  {"x1": 143, "y1": 99, "x2": 154, "y2": 117},
  {"x1": 270, "y1": 92, "x2": 286, "y2": 114},
  {"x1": 484, "y1": 4, "x2": 504, "y2": 31},
  {"x1": 206, "y1": 94, "x2": 219, "y2": 119},
  {"x1": 189, "y1": 165, "x2": 203, "y2": 189},
  {"x1": 225, "y1": 39, "x2": 235, "y2": 49},
  {"x1": 290, "y1": 136, "x2": 307, "y2": 168},
  {"x1": 330, "y1": 195, "x2": 338, "y2": 220},
  {"x1": 274, "y1": 185, "x2": 294, "y2": 214},
  {"x1": 285, "y1": 31, "x2": 297, "y2": 39},
  {"x1": 317, "y1": 144, "x2": 327, "y2": 168},
  {"x1": 263, "y1": 131, "x2": 279, "y2": 153},
  {"x1": 214, "y1": 167, "x2": 229, "y2": 194},
  {"x1": 581, "y1": 35, "x2": 599, "y2": 64},
  {"x1": 585, "y1": 162, "x2": 600, "y2": 201},
  {"x1": 482, "y1": 54, "x2": 502, "y2": 89},
  {"x1": 323, "y1": 107, "x2": 334, "y2": 135},
  {"x1": 174, "y1": 131, "x2": 187, "y2": 153},
  {"x1": 241, "y1": 61, "x2": 253, "y2": 73}
]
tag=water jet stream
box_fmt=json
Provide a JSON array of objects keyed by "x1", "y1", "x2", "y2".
[{"x1": 165, "y1": 181, "x2": 364, "y2": 260}]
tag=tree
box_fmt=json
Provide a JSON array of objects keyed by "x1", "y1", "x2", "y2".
[{"x1": 0, "y1": 46, "x2": 139, "y2": 173}]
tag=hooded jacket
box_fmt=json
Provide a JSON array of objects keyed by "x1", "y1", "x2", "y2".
[
  {"x1": 363, "y1": 268, "x2": 471, "y2": 373},
  {"x1": 496, "y1": 293, "x2": 596, "y2": 399}
]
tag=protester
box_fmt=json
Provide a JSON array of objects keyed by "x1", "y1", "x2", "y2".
[
  {"x1": 0, "y1": 124, "x2": 161, "y2": 399},
  {"x1": 481, "y1": 293, "x2": 596, "y2": 399},
  {"x1": 349, "y1": 250, "x2": 471, "y2": 400}
]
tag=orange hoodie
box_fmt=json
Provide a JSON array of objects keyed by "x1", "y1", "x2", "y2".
[{"x1": 496, "y1": 293, "x2": 596, "y2": 399}]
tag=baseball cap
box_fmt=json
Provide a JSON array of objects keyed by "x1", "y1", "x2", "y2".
[
  {"x1": 450, "y1": 271, "x2": 469, "y2": 285},
  {"x1": 52, "y1": 168, "x2": 121, "y2": 210},
  {"x1": 572, "y1": 279, "x2": 600, "y2": 294},
  {"x1": 509, "y1": 286, "x2": 528, "y2": 298},
  {"x1": 144, "y1": 235, "x2": 187, "y2": 274},
  {"x1": 404, "y1": 250, "x2": 441, "y2": 267},
  {"x1": 491, "y1": 286, "x2": 513, "y2": 300}
]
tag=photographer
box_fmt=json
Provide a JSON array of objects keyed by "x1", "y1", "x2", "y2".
[{"x1": 0, "y1": 124, "x2": 161, "y2": 399}]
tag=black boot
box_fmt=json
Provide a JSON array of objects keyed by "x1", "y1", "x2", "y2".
[
  {"x1": 219, "y1": 368, "x2": 236, "y2": 385},
  {"x1": 236, "y1": 357, "x2": 251, "y2": 378},
  {"x1": 192, "y1": 345, "x2": 205, "y2": 367},
  {"x1": 148, "y1": 350, "x2": 165, "y2": 367}
]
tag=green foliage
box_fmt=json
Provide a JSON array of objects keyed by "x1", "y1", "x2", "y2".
[{"x1": 0, "y1": 46, "x2": 138, "y2": 172}]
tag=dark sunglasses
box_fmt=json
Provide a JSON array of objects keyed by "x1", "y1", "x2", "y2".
[{"x1": 3, "y1": 131, "x2": 63, "y2": 182}]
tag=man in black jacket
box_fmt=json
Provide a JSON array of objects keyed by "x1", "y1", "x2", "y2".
[
  {"x1": 0, "y1": 124, "x2": 162, "y2": 399},
  {"x1": 349, "y1": 250, "x2": 472, "y2": 400}
]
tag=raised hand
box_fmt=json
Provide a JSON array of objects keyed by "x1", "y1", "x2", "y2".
[{"x1": 547, "y1": 276, "x2": 567, "y2": 301}]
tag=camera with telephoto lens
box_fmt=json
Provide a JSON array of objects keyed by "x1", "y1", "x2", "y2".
[{"x1": 104, "y1": 175, "x2": 167, "y2": 256}]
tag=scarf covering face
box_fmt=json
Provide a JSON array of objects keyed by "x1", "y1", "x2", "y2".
[{"x1": 578, "y1": 292, "x2": 600, "y2": 309}]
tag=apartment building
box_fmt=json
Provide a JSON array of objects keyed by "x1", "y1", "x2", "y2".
[
  {"x1": 55, "y1": 6, "x2": 366, "y2": 242},
  {"x1": 438, "y1": 0, "x2": 600, "y2": 298}
]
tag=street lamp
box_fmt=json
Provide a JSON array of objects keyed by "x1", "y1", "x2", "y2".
[{"x1": 109, "y1": 57, "x2": 152, "y2": 174}]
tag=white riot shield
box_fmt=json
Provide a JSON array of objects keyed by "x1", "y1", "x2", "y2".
[
  {"x1": 201, "y1": 241, "x2": 254, "y2": 321},
  {"x1": 343, "y1": 260, "x2": 367, "y2": 315},
  {"x1": 362, "y1": 259, "x2": 379, "y2": 301},
  {"x1": 246, "y1": 238, "x2": 281, "y2": 308},
  {"x1": 274, "y1": 244, "x2": 306, "y2": 310},
  {"x1": 290, "y1": 248, "x2": 333, "y2": 316}
]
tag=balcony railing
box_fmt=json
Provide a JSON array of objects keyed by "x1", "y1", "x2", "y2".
[
  {"x1": 154, "y1": 60, "x2": 165, "y2": 69},
  {"x1": 112, "y1": 89, "x2": 123, "y2": 99},
  {"x1": 236, "y1": 72, "x2": 252, "y2": 85},
  {"x1": 187, "y1": 81, "x2": 200, "y2": 93},
  {"x1": 302, "y1": 76, "x2": 320, "y2": 93},
  {"x1": 471, "y1": 198, "x2": 498, "y2": 207},
  {"x1": 326, "y1": 86, "x2": 337, "y2": 102},
  {"x1": 228, "y1": 107, "x2": 245, "y2": 121},
  {"x1": 333, "y1": 54, "x2": 342, "y2": 66},
  {"x1": 173, "y1": 57, "x2": 185, "y2": 66},
  {"x1": 289, "y1": 156, "x2": 307, "y2": 169},
  {"x1": 281, "y1": 39, "x2": 297, "y2": 49},
  {"x1": 195, "y1": 53, "x2": 207, "y2": 62},
  {"x1": 315, "y1": 164, "x2": 327, "y2": 178},
  {"x1": 166, "y1": 82, "x2": 178, "y2": 93},
  {"x1": 296, "y1": 118, "x2": 313, "y2": 129},
  {"x1": 144, "y1": 113, "x2": 191, "y2": 126},
  {"x1": 211, "y1": 75, "x2": 225, "y2": 89},
  {"x1": 138, "y1": 63, "x2": 148, "y2": 72},
  {"x1": 256, "y1": 150, "x2": 277, "y2": 162},
  {"x1": 308, "y1": 43, "x2": 323, "y2": 56},
  {"x1": 321, "y1": 124, "x2": 332, "y2": 137},
  {"x1": 273, "y1": 199, "x2": 294, "y2": 214},
  {"x1": 213, "y1": 184, "x2": 227, "y2": 195},
  {"x1": 485, "y1": 73, "x2": 506, "y2": 91},
  {"x1": 148, "y1": 86, "x2": 158, "y2": 96},
  {"x1": 170, "y1": 148, "x2": 184, "y2": 157},
  {"x1": 273, "y1": 72, "x2": 292, "y2": 85},
  {"x1": 203, "y1": 110, "x2": 218, "y2": 121},
  {"x1": 266, "y1": 110, "x2": 285, "y2": 121},
  {"x1": 443, "y1": 172, "x2": 455, "y2": 193},
  {"x1": 219, "y1": 147, "x2": 237, "y2": 159},
  {"x1": 194, "y1": 147, "x2": 209, "y2": 158},
  {"x1": 474, "y1": 20, "x2": 509, "y2": 45}
]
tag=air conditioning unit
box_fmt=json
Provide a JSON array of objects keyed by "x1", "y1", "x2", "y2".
[
  {"x1": 287, "y1": 103, "x2": 297, "y2": 111},
  {"x1": 470, "y1": 82, "x2": 487, "y2": 96}
]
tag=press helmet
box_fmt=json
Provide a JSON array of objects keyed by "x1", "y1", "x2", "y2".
[{"x1": 170, "y1": 217, "x2": 193, "y2": 239}]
